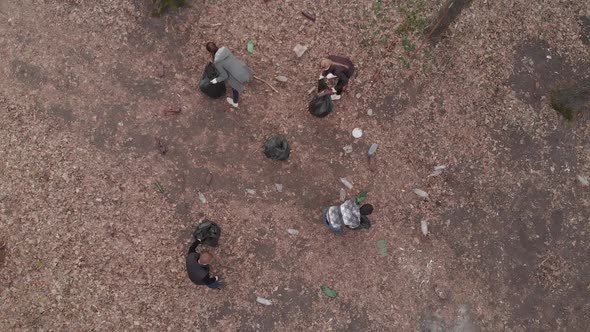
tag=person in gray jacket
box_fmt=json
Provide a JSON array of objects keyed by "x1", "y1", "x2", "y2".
[{"x1": 206, "y1": 42, "x2": 254, "y2": 108}]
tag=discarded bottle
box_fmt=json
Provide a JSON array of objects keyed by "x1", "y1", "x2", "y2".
[
  {"x1": 321, "y1": 285, "x2": 338, "y2": 298},
  {"x1": 256, "y1": 297, "x2": 272, "y2": 305},
  {"x1": 368, "y1": 143, "x2": 379, "y2": 157},
  {"x1": 339, "y1": 188, "x2": 346, "y2": 201},
  {"x1": 421, "y1": 220, "x2": 429, "y2": 236},
  {"x1": 287, "y1": 229, "x2": 299, "y2": 235},
  {"x1": 356, "y1": 190, "x2": 368, "y2": 204},
  {"x1": 155, "y1": 182, "x2": 164, "y2": 193},
  {"x1": 376, "y1": 240, "x2": 389, "y2": 257},
  {"x1": 198, "y1": 192, "x2": 207, "y2": 204},
  {"x1": 340, "y1": 178, "x2": 353, "y2": 189},
  {"x1": 247, "y1": 40, "x2": 255, "y2": 54}
]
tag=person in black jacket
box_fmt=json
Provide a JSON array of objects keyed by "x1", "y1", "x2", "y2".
[
  {"x1": 186, "y1": 240, "x2": 222, "y2": 288},
  {"x1": 319, "y1": 56, "x2": 355, "y2": 101}
]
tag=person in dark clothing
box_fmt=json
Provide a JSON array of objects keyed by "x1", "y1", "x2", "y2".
[
  {"x1": 319, "y1": 56, "x2": 355, "y2": 100},
  {"x1": 186, "y1": 240, "x2": 222, "y2": 288}
]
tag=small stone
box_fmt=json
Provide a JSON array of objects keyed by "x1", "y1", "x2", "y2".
[
  {"x1": 275, "y1": 76, "x2": 288, "y2": 83},
  {"x1": 413, "y1": 188, "x2": 429, "y2": 200},
  {"x1": 367, "y1": 109, "x2": 373, "y2": 116},
  {"x1": 287, "y1": 229, "x2": 299, "y2": 235},
  {"x1": 355, "y1": 93, "x2": 362, "y2": 99},
  {"x1": 246, "y1": 189, "x2": 256, "y2": 195},
  {"x1": 420, "y1": 220, "x2": 429, "y2": 236},
  {"x1": 293, "y1": 44, "x2": 308, "y2": 58},
  {"x1": 275, "y1": 183, "x2": 283, "y2": 193},
  {"x1": 343, "y1": 145, "x2": 353, "y2": 154},
  {"x1": 206, "y1": 173, "x2": 213, "y2": 185}
]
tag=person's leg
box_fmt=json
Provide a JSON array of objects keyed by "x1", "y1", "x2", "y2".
[{"x1": 232, "y1": 89, "x2": 240, "y2": 104}]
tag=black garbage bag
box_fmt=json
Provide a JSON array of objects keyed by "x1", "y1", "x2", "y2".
[
  {"x1": 193, "y1": 219, "x2": 221, "y2": 247},
  {"x1": 308, "y1": 78, "x2": 333, "y2": 118},
  {"x1": 263, "y1": 135, "x2": 290, "y2": 161},
  {"x1": 199, "y1": 63, "x2": 226, "y2": 99}
]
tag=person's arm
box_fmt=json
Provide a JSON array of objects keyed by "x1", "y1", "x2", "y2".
[
  {"x1": 334, "y1": 72, "x2": 349, "y2": 92},
  {"x1": 187, "y1": 240, "x2": 200, "y2": 255},
  {"x1": 321, "y1": 66, "x2": 332, "y2": 78},
  {"x1": 211, "y1": 63, "x2": 229, "y2": 83}
]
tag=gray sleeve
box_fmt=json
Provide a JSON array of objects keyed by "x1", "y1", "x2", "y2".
[{"x1": 213, "y1": 62, "x2": 229, "y2": 82}]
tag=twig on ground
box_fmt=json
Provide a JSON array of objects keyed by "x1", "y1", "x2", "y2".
[{"x1": 253, "y1": 76, "x2": 279, "y2": 93}]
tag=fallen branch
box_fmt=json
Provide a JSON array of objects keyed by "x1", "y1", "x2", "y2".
[
  {"x1": 253, "y1": 76, "x2": 279, "y2": 93},
  {"x1": 411, "y1": 1, "x2": 454, "y2": 60}
]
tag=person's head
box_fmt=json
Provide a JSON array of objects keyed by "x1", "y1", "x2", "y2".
[
  {"x1": 198, "y1": 252, "x2": 214, "y2": 265},
  {"x1": 320, "y1": 58, "x2": 332, "y2": 70},
  {"x1": 360, "y1": 204, "x2": 374, "y2": 216},
  {"x1": 205, "y1": 42, "x2": 219, "y2": 57}
]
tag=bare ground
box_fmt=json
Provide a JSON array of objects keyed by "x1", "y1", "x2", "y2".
[{"x1": 0, "y1": 0, "x2": 589, "y2": 331}]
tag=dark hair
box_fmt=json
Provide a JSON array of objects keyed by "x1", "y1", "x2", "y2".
[
  {"x1": 360, "y1": 204, "x2": 374, "y2": 216},
  {"x1": 205, "y1": 42, "x2": 218, "y2": 56}
]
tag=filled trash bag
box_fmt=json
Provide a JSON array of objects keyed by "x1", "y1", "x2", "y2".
[
  {"x1": 308, "y1": 78, "x2": 333, "y2": 118},
  {"x1": 199, "y1": 63, "x2": 226, "y2": 99},
  {"x1": 193, "y1": 219, "x2": 222, "y2": 247},
  {"x1": 263, "y1": 135, "x2": 290, "y2": 161}
]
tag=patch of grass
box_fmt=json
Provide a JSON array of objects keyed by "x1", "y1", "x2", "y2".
[
  {"x1": 402, "y1": 38, "x2": 416, "y2": 53},
  {"x1": 395, "y1": 1, "x2": 429, "y2": 36},
  {"x1": 151, "y1": 0, "x2": 187, "y2": 17}
]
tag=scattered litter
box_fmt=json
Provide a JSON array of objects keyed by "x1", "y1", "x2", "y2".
[
  {"x1": 343, "y1": 145, "x2": 353, "y2": 154},
  {"x1": 355, "y1": 93, "x2": 362, "y2": 99},
  {"x1": 206, "y1": 173, "x2": 213, "y2": 185},
  {"x1": 157, "y1": 61, "x2": 165, "y2": 78},
  {"x1": 546, "y1": 55, "x2": 552, "y2": 59},
  {"x1": 368, "y1": 143, "x2": 379, "y2": 157},
  {"x1": 320, "y1": 285, "x2": 338, "y2": 298},
  {"x1": 275, "y1": 75, "x2": 288, "y2": 83},
  {"x1": 246, "y1": 189, "x2": 256, "y2": 195},
  {"x1": 301, "y1": 10, "x2": 316, "y2": 22},
  {"x1": 307, "y1": 86, "x2": 316, "y2": 94},
  {"x1": 367, "y1": 109, "x2": 374, "y2": 116},
  {"x1": 247, "y1": 40, "x2": 255, "y2": 54},
  {"x1": 577, "y1": 175, "x2": 589, "y2": 186},
  {"x1": 434, "y1": 284, "x2": 448, "y2": 300},
  {"x1": 164, "y1": 107, "x2": 182, "y2": 114},
  {"x1": 198, "y1": 192, "x2": 207, "y2": 204},
  {"x1": 376, "y1": 240, "x2": 389, "y2": 257},
  {"x1": 420, "y1": 220, "x2": 429, "y2": 236},
  {"x1": 413, "y1": 188, "x2": 429, "y2": 200},
  {"x1": 293, "y1": 44, "x2": 308, "y2": 58},
  {"x1": 340, "y1": 178, "x2": 353, "y2": 189},
  {"x1": 275, "y1": 183, "x2": 284, "y2": 193},
  {"x1": 287, "y1": 229, "x2": 299, "y2": 235},
  {"x1": 356, "y1": 191, "x2": 368, "y2": 204},
  {"x1": 428, "y1": 165, "x2": 447, "y2": 177},
  {"x1": 155, "y1": 182, "x2": 164, "y2": 193},
  {"x1": 339, "y1": 188, "x2": 346, "y2": 201},
  {"x1": 352, "y1": 128, "x2": 363, "y2": 138},
  {"x1": 157, "y1": 139, "x2": 168, "y2": 155},
  {"x1": 256, "y1": 297, "x2": 272, "y2": 306}
]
